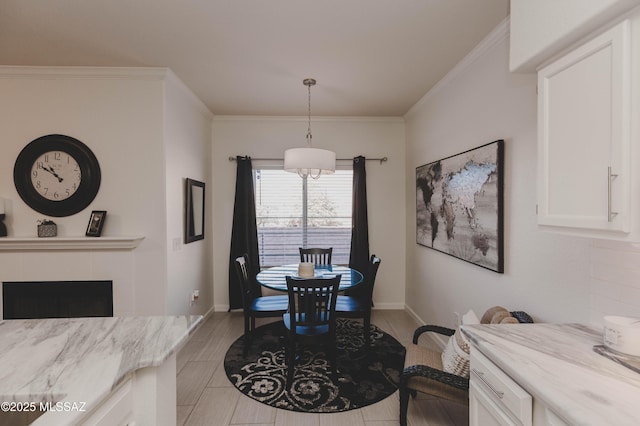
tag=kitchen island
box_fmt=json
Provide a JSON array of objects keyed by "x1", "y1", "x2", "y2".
[
  {"x1": 0, "y1": 315, "x2": 202, "y2": 425},
  {"x1": 462, "y1": 323, "x2": 640, "y2": 425}
]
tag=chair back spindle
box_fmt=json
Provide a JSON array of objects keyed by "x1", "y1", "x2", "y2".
[
  {"x1": 299, "y1": 247, "x2": 333, "y2": 266},
  {"x1": 283, "y1": 274, "x2": 341, "y2": 387},
  {"x1": 286, "y1": 275, "x2": 340, "y2": 330}
]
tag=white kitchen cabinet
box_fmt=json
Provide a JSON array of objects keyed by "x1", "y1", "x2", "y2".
[
  {"x1": 469, "y1": 350, "x2": 532, "y2": 426},
  {"x1": 537, "y1": 19, "x2": 632, "y2": 236},
  {"x1": 470, "y1": 381, "x2": 512, "y2": 425},
  {"x1": 470, "y1": 349, "x2": 575, "y2": 426}
]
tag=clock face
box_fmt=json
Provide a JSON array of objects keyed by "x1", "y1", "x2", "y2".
[
  {"x1": 14, "y1": 134, "x2": 101, "y2": 217},
  {"x1": 31, "y1": 151, "x2": 82, "y2": 201}
]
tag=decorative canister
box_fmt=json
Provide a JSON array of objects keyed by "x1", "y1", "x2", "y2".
[
  {"x1": 297, "y1": 262, "x2": 315, "y2": 277},
  {"x1": 37, "y1": 219, "x2": 57, "y2": 237},
  {"x1": 604, "y1": 316, "x2": 640, "y2": 356}
]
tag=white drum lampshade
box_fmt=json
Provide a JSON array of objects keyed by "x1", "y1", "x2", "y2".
[
  {"x1": 284, "y1": 78, "x2": 336, "y2": 179},
  {"x1": 284, "y1": 147, "x2": 336, "y2": 179}
]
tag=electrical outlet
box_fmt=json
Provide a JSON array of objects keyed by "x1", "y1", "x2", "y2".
[
  {"x1": 190, "y1": 290, "x2": 200, "y2": 305},
  {"x1": 172, "y1": 237, "x2": 182, "y2": 251}
]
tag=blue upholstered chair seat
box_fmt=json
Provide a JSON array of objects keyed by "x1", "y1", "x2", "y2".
[{"x1": 283, "y1": 312, "x2": 330, "y2": 336}]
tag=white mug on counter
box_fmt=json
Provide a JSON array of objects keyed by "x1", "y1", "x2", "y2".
[{"x1": 298, "y1": 262, "x2": 315, "y2": 277}]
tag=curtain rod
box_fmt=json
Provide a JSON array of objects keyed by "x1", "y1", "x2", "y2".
[{"x1": 228, "y1": 156, "x2": 388, "y2": 164}]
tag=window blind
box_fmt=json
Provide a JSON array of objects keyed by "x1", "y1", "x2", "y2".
[{"x1": 254, "y1": 169, "x2": 353, "y2": 267}]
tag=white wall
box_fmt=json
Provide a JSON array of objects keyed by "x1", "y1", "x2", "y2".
[
  {"x1": 0, "y1": 67, "x2": 213, "y2": 317},
  {"x1": 163, "y1": 71, "x2": 213, "y2": 316},
  {"x1": 404, "y1": 21, "x2": 597, "y2": 327},
  {"x1": 405, "y1": 18, "x2": 640, "y2": 327},
  {"x1": 211, "y1": 116, "x2": 405, "y2": 311}
]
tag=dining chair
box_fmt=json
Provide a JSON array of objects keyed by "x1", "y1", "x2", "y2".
[
  {"x1": 299, "y1": 247, "x2": 333, "y2": 265},
  {"x1": 234, "y1": 254, "x2": 289, "y2": 343},
  {"x1": 283, "y1": 274, "x2": 341, "y2": 388},
  {"x1": 399, "y1": 325, "x2": 469, "y2": 426},
  {"x1": 335, "y1": 255, "x2": 381, "y2": 347}
]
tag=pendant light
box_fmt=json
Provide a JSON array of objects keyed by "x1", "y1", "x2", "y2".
[{"x1": 284, "y1": 78, "x2": 336, "y2": 179}]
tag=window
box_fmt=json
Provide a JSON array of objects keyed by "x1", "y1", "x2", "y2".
[{"x1": 255, "y1": 169, "x2": 353, "y2": 267}]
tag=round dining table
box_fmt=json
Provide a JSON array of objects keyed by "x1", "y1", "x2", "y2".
[{"x1": 256, "y1": 264, "x2": 364, "y2": 292}]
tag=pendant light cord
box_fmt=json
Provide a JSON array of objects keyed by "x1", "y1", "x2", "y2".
[{"x1": 305, "y1": 78, "x2": 315, "y2": 147}]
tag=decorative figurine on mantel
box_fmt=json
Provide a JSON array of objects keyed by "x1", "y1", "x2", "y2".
[
  {"x1": 0, "y1": 197, "x2": 7, "y2": 237},
  {"x1": 37, "y1": 219, "x2": 57, "y2": 238}
]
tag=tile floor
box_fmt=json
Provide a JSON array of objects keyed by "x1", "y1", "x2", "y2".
[{"x1": 176, "y1": 310, "x2": 468, "y2": 426}]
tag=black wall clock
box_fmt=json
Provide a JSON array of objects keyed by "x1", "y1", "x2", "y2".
[{"x1": 14, "y1": 134, "x2": 101, "y2": 217}]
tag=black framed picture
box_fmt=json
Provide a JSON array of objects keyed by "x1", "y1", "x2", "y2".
[
  {"x1": 86, "y1": 210, "x2": 107, "y2": 237},
  {"x1": 185, "y1": 178, "x2": 205, "y2": 243},
  {"x1": 416, "y1": 140, "x2": 504, "y2": 273}
]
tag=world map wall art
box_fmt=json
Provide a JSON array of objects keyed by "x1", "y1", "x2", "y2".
[{"x1": 416, "y1": 140, "x2": 504, "y2": 273}]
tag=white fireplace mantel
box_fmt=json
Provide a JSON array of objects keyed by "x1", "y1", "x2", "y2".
[{"x1": 0, "y1": 236, "x2": 145, "y2": 251}]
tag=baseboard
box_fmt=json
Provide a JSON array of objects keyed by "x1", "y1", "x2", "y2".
[
  {"x1": 404, "y1": 304, "x2": 448, "y2": 350},
  {"x1": 201, "y1": 306, "x2": 215, "y2": 320},
  {"x1": 404, "y1": 304, "x2": 425, "y2": 325},
  {"x1": 215, "y1": 304, "x2": 230, "y2": 312},
  {"x1": 430, "y1": 334, "x2": 449, "y2": 350},
  {"x1": 371, "y1": 302, "x2": 406, "y2": 310}
]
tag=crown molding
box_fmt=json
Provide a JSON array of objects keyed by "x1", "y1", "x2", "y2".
[
  {"x1": 0, "y1": 66, "x2": 213, "y2": 118},
  {"x1": 405, "y1": 17, "x2": 510, "y2": 119},
  {"x1": 213, "y1": 115, "x2": 404, "y2": 123},
  {"x1": 0, "y1": 66, "x2": 169, "y2": 80}
]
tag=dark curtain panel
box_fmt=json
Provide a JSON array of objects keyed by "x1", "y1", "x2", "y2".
[
  {"x1": 347, "y1": 156, "x2": 370, "y2": 298},
  {"x1": 229, "y1": 156, "x2": 262, "y2": 310}
]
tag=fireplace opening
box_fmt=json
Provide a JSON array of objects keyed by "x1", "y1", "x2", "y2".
[{"x1": 2, "y1": 280, "x2": 113, "y2": 319}]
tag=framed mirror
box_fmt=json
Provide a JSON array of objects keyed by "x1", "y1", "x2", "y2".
[{"x1": 185, "y1": 178, "x2": 205, "y2": 243}]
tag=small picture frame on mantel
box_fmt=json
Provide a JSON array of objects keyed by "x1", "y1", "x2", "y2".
[{"x1": 86, "y1": 210, "x2": 107, "y2": 237}]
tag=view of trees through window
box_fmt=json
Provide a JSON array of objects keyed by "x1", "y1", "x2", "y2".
[{"x1": 254, "y1": 169, "x2": 353, "y2": 267}]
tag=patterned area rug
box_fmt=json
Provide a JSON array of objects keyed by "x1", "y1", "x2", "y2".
[{"x1": 224, "y1": 319, "x2": 405, "y2": 413}]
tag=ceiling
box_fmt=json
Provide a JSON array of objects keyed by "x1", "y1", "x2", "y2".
[{"x1": 0, "y1": 0, "x2": 508, "y2": 117}]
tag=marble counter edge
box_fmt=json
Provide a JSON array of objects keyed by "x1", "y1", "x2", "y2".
[
  {"x1": 0, "y1": 315, "x2": 203, "y2": 426},
  {"x1": 461, "y1": 323, "x2": 640, "y2": 426},
  {"x1": 130, "y1": 314, "x2": 204, "y2": 369},
  {"x1": 93, "y1": 314, "x2": 205, "y2": 393},
  {"x1": 461, "y1": 324, "x2": 584, "y2": 424},
  {"x1": 74, "y1": 314, "x2": 204, "y2": 425}
]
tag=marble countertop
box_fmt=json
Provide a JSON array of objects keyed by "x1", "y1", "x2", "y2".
[
  {"x1": 0, "y1": 315, "x2": 202, "y2": 425},
  {"x1": 462, "y1": 323, "x2": 640, "y2": 425}
]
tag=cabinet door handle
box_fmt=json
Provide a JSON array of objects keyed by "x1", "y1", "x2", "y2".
[
  {"x1": 472, "y1": 368, "x2": 504, "y2": 399},
  {"x1": 608, "y1": 167, "x2": 618, "y2": 222}
]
